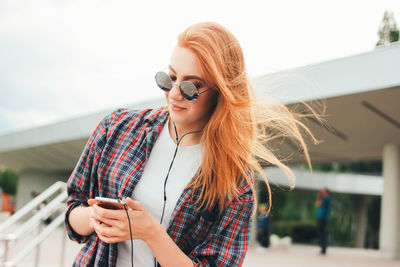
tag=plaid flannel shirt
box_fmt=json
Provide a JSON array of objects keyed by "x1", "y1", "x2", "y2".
[{"x1": 65, "y1": 107, "x2": 254, "y2": 267}]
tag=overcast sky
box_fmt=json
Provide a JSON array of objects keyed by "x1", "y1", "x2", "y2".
[{"x1": 0, "y1": 0, "x2": 399, "y2": 135}]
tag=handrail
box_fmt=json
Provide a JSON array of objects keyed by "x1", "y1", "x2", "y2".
[
  {"x1": 0, "y1": 181, "x2": 66, "y2": 232},
  {"x1": 0, "y1": 181, "x2": 68, "y2": 267},
  {"x1": 4, "y1": 213, "x2": 65, "y2": 267},
  {"x1": 0, "y1": 192, "x2": 67, "y2": 240}
]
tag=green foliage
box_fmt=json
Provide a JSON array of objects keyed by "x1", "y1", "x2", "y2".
[
  {"x1": 0, "y1": 167, "x2": 18, "y2": 195},
  {"x1": 328, "y1": 193, "x2": 356, "y2": 247},
  {"x1": 271, "y1": 220, "x2": 292, "y2": 237},
  {"x1": 292, "y1": 222, "x2": 317, "y2": 243},
  {"x1": 366, "y1": 196, "x2": 380, "y2": 249},
  {"x1": 309, "y1": 160, "x2": 382, "y2": 174},
  {"x1": 260, "y1": 158, "x2": 384, "y2": 248},
  {"x1": 271, "y1": 221, "x2": 317, "y2": 243},
  {"x1": 267, "y1": 187, "x2": 316, "y2": 222},
  {"x1": 377, "y1": 11, "x2": 400, "y2": 46},
  {"x1": 258, "y1": 183, "x2": 381, "y2": 247},
  {"x1": 390, "y1": 30, "x2": 400, "y2": 42}
]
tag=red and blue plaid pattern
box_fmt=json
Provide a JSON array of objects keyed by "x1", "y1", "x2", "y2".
[{"x1": 65, "y1": 107, "x2": 254, "y2": 266}]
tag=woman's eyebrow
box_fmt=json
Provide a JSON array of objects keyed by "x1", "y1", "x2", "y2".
[{"x1": 169, "y1": 65, "x2": 205, "y2": 83}]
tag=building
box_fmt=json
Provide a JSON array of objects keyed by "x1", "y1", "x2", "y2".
[{"x1": 1, "y1": 42, "x2": 399, "y2": 259}]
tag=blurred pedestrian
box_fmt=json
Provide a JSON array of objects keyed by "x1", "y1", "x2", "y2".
[
  {"x1": 315, "y1": 188, "x2": 332, "y2": 255},
  {"x1": 257, "y1": 203, "x2": 270, "y2": 249}
]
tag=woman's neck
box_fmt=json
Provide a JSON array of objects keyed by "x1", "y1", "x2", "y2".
[{"x1": 168, "y1": 119, "x2": 202, "y2": 146}]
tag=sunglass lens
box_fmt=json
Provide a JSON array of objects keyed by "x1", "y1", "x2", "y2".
[
  {"x1": 155, "y1": 71, "x2": 172, "y2": 91},
  {"x1": 180, "y1": 81, "x2": 199, "y2": 101}
]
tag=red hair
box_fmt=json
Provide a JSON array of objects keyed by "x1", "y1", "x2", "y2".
[{"x1": 177, "y1": 22, "x2": 317, "y2": 214}]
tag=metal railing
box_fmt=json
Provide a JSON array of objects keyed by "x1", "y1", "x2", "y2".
[{"x1": 0, "y1": 181, "x2": 68, "y2": 267}]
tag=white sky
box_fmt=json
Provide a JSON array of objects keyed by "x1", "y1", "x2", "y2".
[{"x1": 0, "y1": 0, "x2": 399, "y2": 135}]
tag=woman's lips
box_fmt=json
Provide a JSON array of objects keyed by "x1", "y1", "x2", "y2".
[{"x1": 171, "y1": 103, "x2": 186, "y2": 111}]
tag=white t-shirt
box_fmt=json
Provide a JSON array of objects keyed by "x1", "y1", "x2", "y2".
[{"x1": 116, "y1": 120, "x2": 202, "y2": 267}]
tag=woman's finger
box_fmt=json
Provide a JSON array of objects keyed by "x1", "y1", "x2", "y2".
[
  {"x1": 97, "y1": 234, "x2": 121, "y2": 244},
  {"x1": 92, "y1": 204, "x2": 125, "y2": 220},
  {"x1": 126, "y1": 197, "x2": 144, "y2": 211},
  {"x1": 91, "y1": 218, "x2": 118, "y2": 237},
  {"x1": 91, "y1": 218, "x2": 131, "y2": 243},
  {"x1": 94, "y1": 214, "x2": 126, "y2": 229},
  {"x1": 91, "y1": 217, "x2": 111, "y2": 228}
]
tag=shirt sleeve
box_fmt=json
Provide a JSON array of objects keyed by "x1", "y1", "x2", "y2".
[
  {"x1": 64, "y1": 111, "x2": 111, "y2": 243},
  {"x1": 188, "y1": 188, "x2": 254, "y2": 267}
]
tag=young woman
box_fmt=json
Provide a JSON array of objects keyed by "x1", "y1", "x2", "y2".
[{"x1": 65, "y1": 22, "x2": 315, "y2": 267}]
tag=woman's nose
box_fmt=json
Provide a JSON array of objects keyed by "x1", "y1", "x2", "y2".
[{"x1": 169, "y1": 81, "x2": 184, "y2": 101}]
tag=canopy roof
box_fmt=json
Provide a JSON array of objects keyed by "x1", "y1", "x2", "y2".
[{"x1": 1, "y1": 43, "x2": 399, "y2": 172}]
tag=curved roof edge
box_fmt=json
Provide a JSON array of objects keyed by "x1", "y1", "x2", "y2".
[
  {"x1": 251, "y1": 42, "x2": 400, "y2": 104},
  {"x1": 0, "y1": 97, "x2": 165, "y2": 152},
  {"x1": 261, "y1": 167, "x2": 382, "y2": 196}
]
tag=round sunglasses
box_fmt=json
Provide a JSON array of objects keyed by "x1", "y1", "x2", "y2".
[{"x1": 155, "y1": 71, "x2": 212, "y2": 101}]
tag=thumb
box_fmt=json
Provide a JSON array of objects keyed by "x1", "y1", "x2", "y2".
[
  {"x1": 88, "y1": 199, "x2": 96, "y2": 206},
  {"x1": 126, "y1": 197, "x2": 144, "y2": 211}
]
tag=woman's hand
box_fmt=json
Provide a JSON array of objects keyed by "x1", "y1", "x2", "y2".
[{"x1": 88, "y1": 197, "x2": 160, "y2": 244}]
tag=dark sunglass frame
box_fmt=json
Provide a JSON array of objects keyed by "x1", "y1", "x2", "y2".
[{"x1": 155, "y1": 71, "x2": 210, "y2": 101}]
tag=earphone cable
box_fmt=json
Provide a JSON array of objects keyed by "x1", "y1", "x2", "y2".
[
  {"x1": 123, "y1": 202, "x2": 134, "y2": 267},
  {"x1": 155, "y1": 122, "x2": 202, "y2": 267},
  {"x1": 159, "y1": 122, "x2": 201, "y2": 225}
]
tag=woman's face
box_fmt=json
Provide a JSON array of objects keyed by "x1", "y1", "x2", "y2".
[{"x1": 165, "y1": 46, "x2": 218, "y2": 132}]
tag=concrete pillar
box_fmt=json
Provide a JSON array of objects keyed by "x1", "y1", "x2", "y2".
[
  {"x1": 379, "y1": 144, "x2": 400, "y2": 259},
  {"x1": 354, "y1": 195, "x2": 367, "y2": 248}
]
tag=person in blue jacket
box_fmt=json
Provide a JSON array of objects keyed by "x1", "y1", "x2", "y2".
[
  {"x1": 257, "y1": 203, "x2": 270, "y2": 249},
  {"x1": 315, "y1": 188, "x2": 332, "y2": 254}
]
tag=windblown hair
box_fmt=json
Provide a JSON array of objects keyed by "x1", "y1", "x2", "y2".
[{"x1": 176, "y1": 22, "x2": 318, "y2": 215}]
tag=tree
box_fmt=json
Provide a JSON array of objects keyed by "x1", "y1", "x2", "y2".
[
  {"x1": 0, "y1": 167, "x2": 18, "y2": 195},
  {"x1": 376, "y1": 11, "x2": 399, "y2": 46}
]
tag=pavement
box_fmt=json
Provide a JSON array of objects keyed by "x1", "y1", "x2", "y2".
[
  {"x1": 244, "y1": 244, "x2": 400, "y2": 267},
  {"x1": 1, "y1": 223, "x2": 399, "y2": 266}
]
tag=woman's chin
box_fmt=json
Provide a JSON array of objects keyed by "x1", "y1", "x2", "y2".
[
  {"x1": 169, "y1": 107, "x2": 187, "y2": 120},
  {"x1": 169, "y1": 114, "x2": 185, "y2": 125}
]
